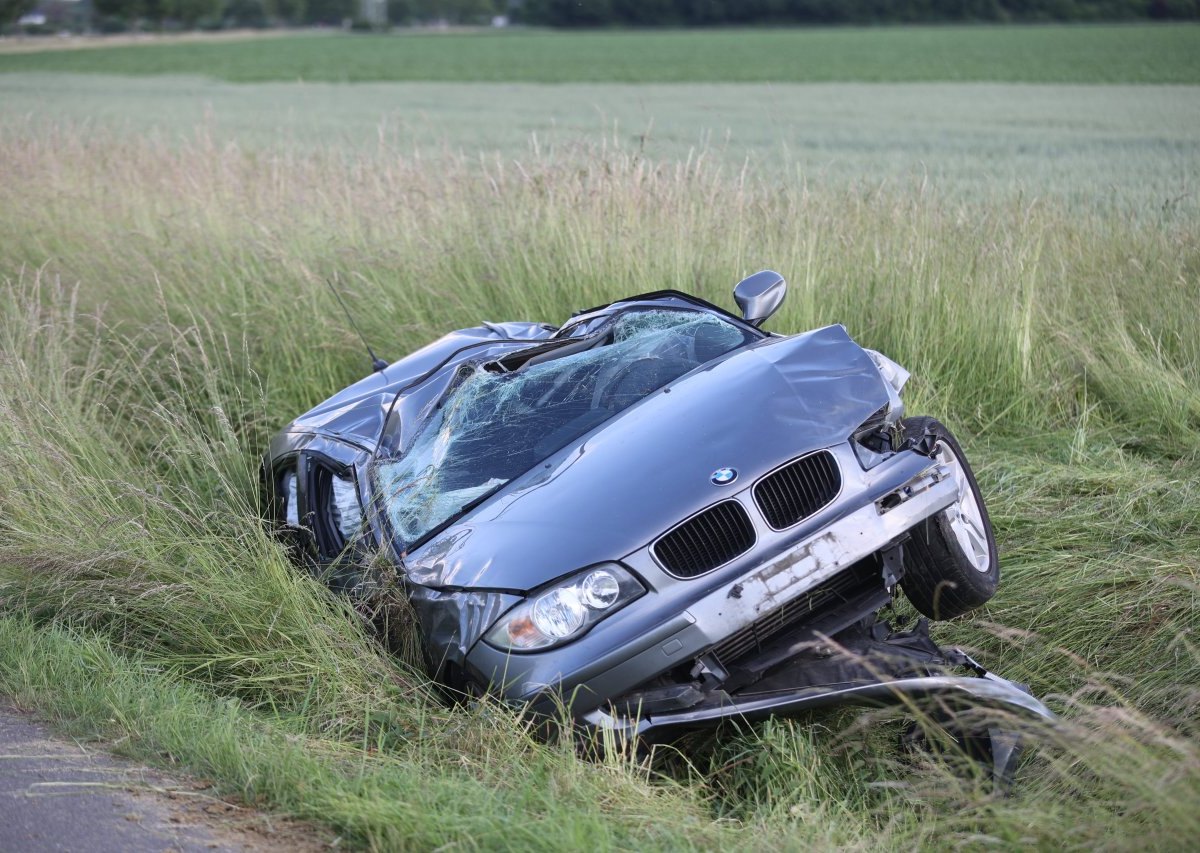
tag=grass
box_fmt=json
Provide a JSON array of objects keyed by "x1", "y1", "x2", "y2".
[
  {"x1": 0, "y1": 616, "x2": 729, "y2": 849},
  {"x1": 0, "y1": 119, "x2": 1197, "y2": 848},
  {"x1": 3, "y1": 77, "x2": 1197, "y2": 217},
  {"x1": 1, "y1": 24, "x2": 1199, "y2": 83}
]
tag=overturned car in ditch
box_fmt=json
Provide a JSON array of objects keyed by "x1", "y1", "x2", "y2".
[{"x1": 265, "y1": 271, "x2": 1052, "y2": 775}]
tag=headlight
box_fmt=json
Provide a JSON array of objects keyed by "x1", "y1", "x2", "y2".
[
  {"x1": 329, "y1": 474, "x2": 361, "y2": 539},
  {"x1": 484, "y1": 564, "x2": 644, "y2": 652}
]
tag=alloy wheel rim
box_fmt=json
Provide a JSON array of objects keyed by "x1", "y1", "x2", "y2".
[{"x1": 934, "y1": 441, "x2": 992, "y2": 574}]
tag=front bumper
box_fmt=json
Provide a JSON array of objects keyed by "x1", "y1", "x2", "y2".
[{"x1": 466, "y1": 447, "x2": 961, "y2": 717}]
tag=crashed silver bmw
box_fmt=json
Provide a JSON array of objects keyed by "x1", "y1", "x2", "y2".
[{"x1": 265, "y1": 271, "x2": 1052, "y2": 772}]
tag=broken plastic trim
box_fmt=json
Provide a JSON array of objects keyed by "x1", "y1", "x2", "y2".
[
  {"x1": 574, "y1": 618, "x2": 1051, "y2": 791},
  {"x1": 877, "y1": 462, "x2": 950, "y2": 513},
  {"x1": 581, "y1": 637, "x2": 1054, "y2": 740}
]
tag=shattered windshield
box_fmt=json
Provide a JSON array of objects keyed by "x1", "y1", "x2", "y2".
[{"x1": 375, "y1": 309, "x2": 755, "y2": 548}]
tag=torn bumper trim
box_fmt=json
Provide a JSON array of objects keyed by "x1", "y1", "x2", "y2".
[{"x1": 580, "y1": 672, "x2": 1055, "y2": 739}]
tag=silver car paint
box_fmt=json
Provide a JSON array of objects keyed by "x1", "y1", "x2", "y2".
[
  {"x1": 266, "y1": 293, "x2": 1051, "y2": 735},
  {"x1": 401, "y1": 323, "x2": 892, "y2": 592},
  {"x1": 466, "y1": 447, "x2": 958, "y2": 710}
]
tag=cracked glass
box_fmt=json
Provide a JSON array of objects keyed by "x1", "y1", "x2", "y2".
[{"x1": 375, "y1": 309, "x2": 754, "y2": 548}]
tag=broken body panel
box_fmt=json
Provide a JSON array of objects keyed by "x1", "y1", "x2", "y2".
[{"x1": 266, "y1": 288, "x2": 1052, "y2": 761}]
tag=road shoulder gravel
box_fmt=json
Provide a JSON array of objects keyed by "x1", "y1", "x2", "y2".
[{"x1": 0, "y1": 701, "x2": 333, "y2": 852}]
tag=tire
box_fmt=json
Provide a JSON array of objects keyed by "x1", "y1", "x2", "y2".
[{"x1": 899, "y1": 417, "x2": 999, "y2": 620}]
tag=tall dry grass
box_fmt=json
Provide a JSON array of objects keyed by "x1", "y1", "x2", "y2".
[{"x1": 0, "y1": 124, "x2": 1197, "y2": 848}]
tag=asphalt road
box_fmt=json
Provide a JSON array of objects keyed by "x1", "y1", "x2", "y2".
[{"x1": 0, "y1": 703, "x2": 329, "y2": 852}]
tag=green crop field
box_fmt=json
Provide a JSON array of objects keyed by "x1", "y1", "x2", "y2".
[
  {"x1": 3, "y1": 75, "x2": 1197, "y2": 216},
  {"x1": 1, "y1": 24, "x2": 1199, "y2": 83},
  {"x1": 1, "y1": 24, "x2": 1198, "y2": 852}
]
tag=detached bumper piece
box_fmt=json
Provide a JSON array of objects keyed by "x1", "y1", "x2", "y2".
[{"x1": 583, "y1": 618, "x2": 1052, "y2": 787}]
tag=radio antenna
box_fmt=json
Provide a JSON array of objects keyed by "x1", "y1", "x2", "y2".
[{"x1": 327, "y1": 275, "x2": 388, "y2": 373}]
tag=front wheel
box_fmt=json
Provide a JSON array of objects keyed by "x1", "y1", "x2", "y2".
[{"x1": 900, "y1": 417, "x2": 999, "y2": 620}]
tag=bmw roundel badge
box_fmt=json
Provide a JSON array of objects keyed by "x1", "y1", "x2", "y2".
[{"x1": 711, "y1": 467, "x2": 738, "y2": 486}]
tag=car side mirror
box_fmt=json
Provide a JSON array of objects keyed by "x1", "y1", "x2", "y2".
[{"x1": 733, "y1": 270, "x2": 787, "y2": 327}]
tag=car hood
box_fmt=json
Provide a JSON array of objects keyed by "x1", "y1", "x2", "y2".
[{"x1": 403, "y1": 324, "x2": 892, "y2": 592}]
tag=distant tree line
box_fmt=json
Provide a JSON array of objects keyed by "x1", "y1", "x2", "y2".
[
  {"x1": 518, "y1": 0, "x2": 1198, "y2": 25},
  {"x1": 5, "y1": 0, "x2": 1195, "y2": 34},
  {"x1": 4, "y1": 0, "x2": 504, "y2": 32}
]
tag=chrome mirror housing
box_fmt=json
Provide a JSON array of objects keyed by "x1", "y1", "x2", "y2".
[{"x1": 733, "y1": 270, "x2": 787, "y2": 327}]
